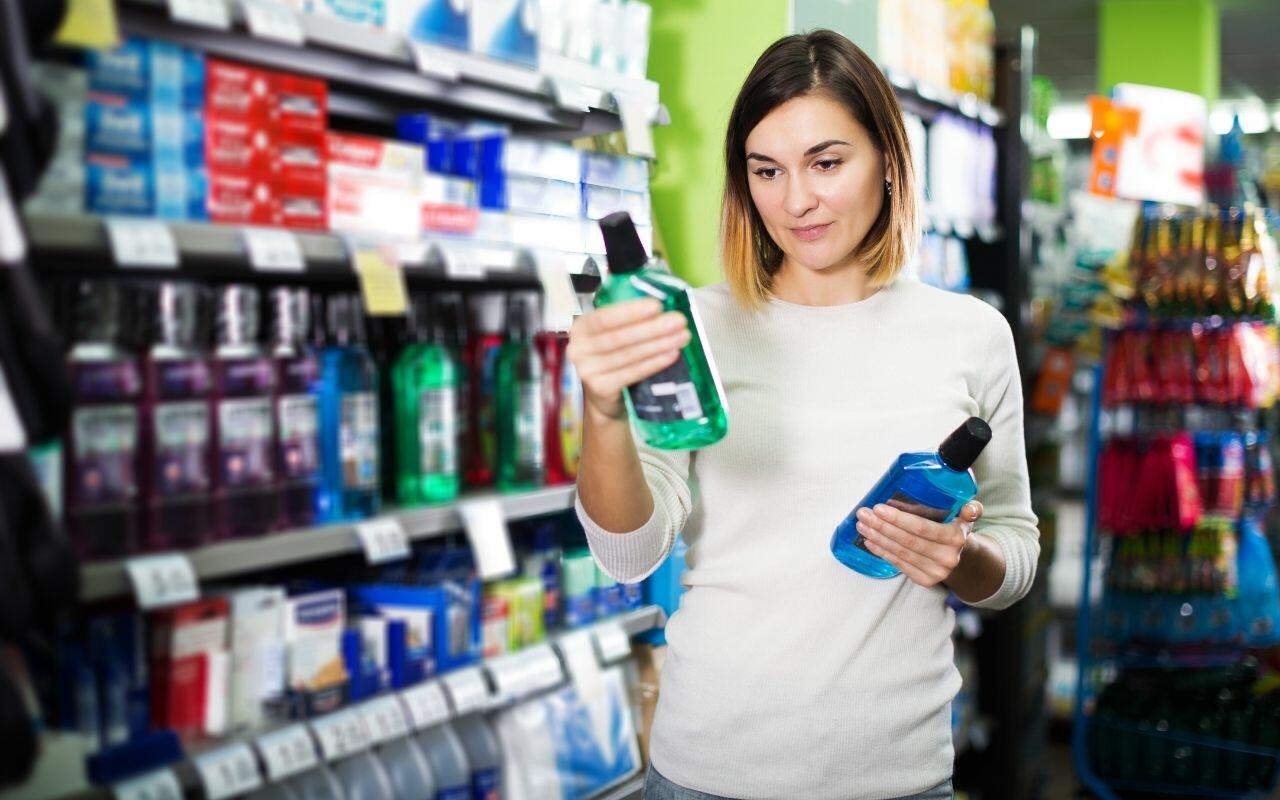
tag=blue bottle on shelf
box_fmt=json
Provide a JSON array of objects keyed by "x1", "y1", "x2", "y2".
[
  {"x1": 831, "y1": 417, "x2": 992, "y2": 578},
  {"x1": 315, "y1": 294, "x2": 380, "y2": 523}
]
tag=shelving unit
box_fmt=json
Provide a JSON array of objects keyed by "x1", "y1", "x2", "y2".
[
  {"x1": 593, "y1": 775, "x2": 645, "y2": 800},
  {"x1": 884, "y1": 67, "x2": 1006, "y2": 128}
]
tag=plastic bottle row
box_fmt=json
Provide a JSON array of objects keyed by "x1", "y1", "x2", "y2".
[{"x1": 57, "y1": 278, "x2": 583, "y2": 561}]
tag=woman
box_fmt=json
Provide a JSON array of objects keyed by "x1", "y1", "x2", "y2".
[{"x1": 569, "y1": 30, "x2": 1038, "y2": 800}]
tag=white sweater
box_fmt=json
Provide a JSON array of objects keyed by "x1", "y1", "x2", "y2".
[{"x1": 576, "y1": 277, "x2": 1040, "y2": 800}]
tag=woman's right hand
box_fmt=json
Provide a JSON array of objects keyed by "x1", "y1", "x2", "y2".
[{"x1": 567, "y1": 299, "x2": 692, "y2": 422}]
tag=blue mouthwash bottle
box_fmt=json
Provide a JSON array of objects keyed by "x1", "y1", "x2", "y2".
[
  {"x1": 315, "y1": 293, "x2": 380, "y2": 522},
  {"x1": 831, "y1": 417, "x2": 991, "y2": 578}
]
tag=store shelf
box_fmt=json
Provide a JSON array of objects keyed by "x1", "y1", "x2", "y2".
[
  {"x1": 885, "y1": 68, "x2": 1005, "y2": 127},
  {"x1": 116, "y1": 0, "x2": 666, "y2": 138},
  {"x1": 591, "y1": 774, "x2": 645, "y2": 800},
  {"x1": 923, "y1": 214, "x2": 1004, "y2": 243},
  {"x1": 24, "y1": 213, "x2": 603, "y2": 293},
  {"x1": 79, "y1": 485, "x2": 579, "y2": 602}
]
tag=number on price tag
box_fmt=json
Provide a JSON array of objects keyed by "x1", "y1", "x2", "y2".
[
  {"x1": 360, "y1": 696, "x2": 410, "y2": 744},
  {"x1": 401, "y1": 681, "x2": 451, "y2": 730},
  {"x1": 242, "y1": 0, "x2": 305, "y2": 44},
  {"x1": 355, "y1": 517, "x2": 410, "y2": 565},
  {"x1": 194, "y1": 743, "x2": 262, "y2": 800},
  {"x1": 125, "y1": 554, "x2": 199, "y2": 610},
  {"x1": 256, "y1": 723, "x2": 319, "y2": 781},
  {"x1": 106, "y1": 218, "x2": 179, "y2": 269},
  {"x1": 458, "y1": 497, "x2": 515, "y2": 580},
  {"x1": 113, "y1": 768, "x2": 183, "y2": 800},
  {"x1": 442, "y1": 667, "x2": 491, "y2": 715},
  {"x1": 311, "y1": 709, "x2": 371, "y2": 761},
  {"x1": 593, "y1": 622, "x2": 632, "y2": 663},
  {"x1": 168, "y1": 0, "x2": 231, "y2": 29},
  {"x1": 409, "y1": 43, "x2": 462, "y2": 82},
  {"x1": 243, "y1": 227, "x2": 304, "y2": 272},
  {"x1": 614, "y1": 93, "x2": 656, "y2": 159}
]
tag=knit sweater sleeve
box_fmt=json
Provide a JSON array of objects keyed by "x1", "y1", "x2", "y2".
[
  {"x1": 966, "y1": 309, "x2": 1041, "y2": 610},
  {"x1": 575, "y1": 441, "x2": 693, "y2": 584}
]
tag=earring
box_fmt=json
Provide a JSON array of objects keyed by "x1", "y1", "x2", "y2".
[{"x1": 885, "y1": 180, "x2": 893, "y2": 197}]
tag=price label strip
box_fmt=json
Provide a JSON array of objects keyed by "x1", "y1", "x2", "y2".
[
  {"x1": 360, "y1": 695, "x2": 410, "y2": 745},
  {"x1": 241, "y1": 0, "x2": 305, "y2": 45},
  {"x1": 310, "y1": 708, "x2": 372, "y2": 761},
  {"x1": 355, "y1": 517, "x2": 410, "y2": 565},
  {"x1": 168, "y1": 0, "x2": 231, "y2": 29},
  {"x1": 614, "y1": 92, "x2": 656, "y2": 159},
  {"x1": 106, "y1": 218, "x2": 179, "y2": 269},
  {"x1": 593, "y1": 621, "x2": 633, "y2": 663},
  {"x1": 457, "y1": 497, "x2": 515, "y2": 580},
  {"x1": 442, "y1": 666, "x2": 491, "y2": 716},
  {"x1": 438, "y1": 244, "x2": 485, "y2": 281},
  {"x1": 256, "y1": 723, "x2": 319, "y2": 781},
  {"x1": 194, "y1": 743, "x2": 262, "y2": 800},
  {"x1": 243, "y1": 226, "x2": 305, "y2": 272},
  {"x1": 112, "y1": 768, "x2": 183, "y2": 800},
  {"x1": 125, "y1": 553, "x2": 199, "y2": 610},
  {"x1": 401, "y1": 680, "x2": 451, "y2": 730},
  {"x1": 488, "y1": 643, "x2": 563, "y2": 700}
]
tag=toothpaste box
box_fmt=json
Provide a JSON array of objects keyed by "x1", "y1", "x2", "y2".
[
  {"x1": 85, "y1": 153, "x2": 155, "y2": 216},
  {"x1": 391, "y1": 0, "x2": 471, "y2": 51},
  {"x1": 581, "y1": 184, "x2": 651, "y2": 225},
  {"x1": 87, "y1": 38, "x2": 205, "y2": 108},
  {"x1": 208, "y1": 170, "x2": 275, "y2": 225},
  {"x1": 308, "y1": 0, "x2": 388, "y2": 27},
  {"x1": 326, "y1": 132, "x2": 424, "y2": 183},
  {"x1": 480, "y1": 134, "x2": 580, "y2": 182},
  {"x1": 581, "y1": 151, "x2": 649, "y2": 192},
  {"x1": 470, "y1": 0, "x2": 539, "y2": 68},
  {"x1": 275, "y1": 172, "x2": 328, "y2": 230},
  {"x1": 396, "y1": 112, "x2": 462, "y2": 174},
  {"x1": 272, "y1": 73, "x2": 328, "y2": 135},
  {"x1": 483, "y1": 174, "x2": 580, "y2": 216},
  {"x1": 149, "y1": 598, "x2": 229, "y2": 740},
  {"x1": 85, "y1": 96, "x2": 152, "y2": 157},
  {"x1": 205, "y1": 115, "x2": 275, "y2": 173},
  {"x1": 155, "y1": 163, "x2": 209, "y2": 221},
  {"x1": 206, "y1": 59, "x2": 272, "y2": 121}
]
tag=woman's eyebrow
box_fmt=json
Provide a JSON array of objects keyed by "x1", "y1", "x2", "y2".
[
  {"x1": 746, "y1": 152, "x2": 777, "y2": 163},
  {"x1": 804, "y1": 139, "x2": 850, "y2": 156}
]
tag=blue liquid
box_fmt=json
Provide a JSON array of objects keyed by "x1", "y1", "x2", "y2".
[
  {"x1": 831, "y1": 453, "x2": 977, "y2": 578},
  {"x1": 316, "y1": 343, "x2": 381, "y2": 522}
]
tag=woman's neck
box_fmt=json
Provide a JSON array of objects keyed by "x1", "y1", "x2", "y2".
[{"x1": 770, "y1": 256, "x2": 880, "y2": 307}]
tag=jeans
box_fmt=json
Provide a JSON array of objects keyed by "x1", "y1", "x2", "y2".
[{"x1": 643, "y1": 765, "x2": 954, "y2": 800}]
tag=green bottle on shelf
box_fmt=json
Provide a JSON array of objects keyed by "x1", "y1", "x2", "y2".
[
  {"x1": 496, "y1": 292, "x2": 545, "y2": 491},
  {"x1": 392, "y1": 295, "x2": 460, "y2": 505},
  {"x1": 595, "y1": 211, "x2": 728, "y2": 450}
]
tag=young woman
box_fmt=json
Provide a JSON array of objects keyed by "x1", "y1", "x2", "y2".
[{"x1": 569, "y1": 30, "x2": 1038, "y2": 800}]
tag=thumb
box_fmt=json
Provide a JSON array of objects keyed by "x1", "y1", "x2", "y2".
[{"x1": 960, "y1": 501, "x2": 984, "y2": 523}]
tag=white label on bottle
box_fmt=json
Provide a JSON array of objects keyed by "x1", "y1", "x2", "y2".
[
  {"x1": 256, "y1": 723, "x2": 319, "y2": 781},
  {"x1": 169, "y1": 0, "x2": 231, "y2": 28},
  {"x1": 593, "y1": 621, "x2": 632, "y2": 663},
  {"x1": 106, "y1": 218, "x2": 179, "y2": 268},
  {"x1": 360, "y1": 696, "x2": 410, "y2": 745},
  {"x1": 126, "y1": 553, "x2": 199, "y2": 610},
  {"x1": 241, "y1": 0, "x2": 305, "y2": 45},
  {"x1": 310, "y1": 708, "x2": 371, "y2": 761},
  {"x1": 194, "y1": 743, "x2": 262, "y2": 800},
  {"x1": 243, "y1": 226, "x2": 305, "y2": 272},
  {"x1": 458, "y1": 497, "x2": 515, "y2": 580},
  {"x1": 516, "y1": 381, "x2": 544, "y2": 470},
  {"x1": 112, "y1": 768, "x2": 183, "y2": 800},
  {"x1": 279, "y1": 394, "x2": 318, "y2": 438},
  {"x1": 219, "y1": 397, "x2": 272, "y2": 445},
  {"x1": 340, "y1": 391, "x2": 377, "y2": 489},
  {"x1": 419, "y1": 388, "x2": 457, "y2": 475},
  {"x1": 401, "y1": 681, "x2": 451, "y2": 730},
  {"x1": 442, "y1": 666, "x2": 490, "y2": 715},
  {"x1": 355, "y1": 517, "x2": 410, "y2": 565}
]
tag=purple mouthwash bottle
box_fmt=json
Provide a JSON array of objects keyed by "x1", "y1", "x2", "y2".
[{"x1": 272, "y1": 287, "x2": 320, "y2": 529}]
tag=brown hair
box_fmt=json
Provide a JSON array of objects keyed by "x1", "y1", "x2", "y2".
[{"x1": 721, "y1": 29, "x2": 919, "y2": 308}]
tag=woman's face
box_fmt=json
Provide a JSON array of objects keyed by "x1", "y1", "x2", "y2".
[{"x1": 744, "y1": 93, "x2": 887, "y2": 276}]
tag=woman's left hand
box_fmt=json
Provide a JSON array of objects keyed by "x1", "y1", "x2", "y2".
[{"x1": 855, "y1": 501, "x2": 984, "y2": 588}]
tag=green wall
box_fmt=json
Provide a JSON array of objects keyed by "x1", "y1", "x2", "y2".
[
  {"x1": 647, "y1": 0, "x2": 790, "y2": 287},
  {"x1": 1098, "y1": 0, "x2": 1219, "y2": 101}
]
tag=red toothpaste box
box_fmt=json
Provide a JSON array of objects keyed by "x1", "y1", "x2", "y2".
[
  {"x1": 205, "y1": 59, "x2": 272, "y2": 121},
  {"x1": 205, "y1": 115, "x2": 274, "y2": 173},
  {"x1": 275, "y1": 172, "x2": 328, "y2": 230},
  {"x1": 272, "y1": 73, "x2": 327, "y2": 135},
  {"x1": 149, "y1": 598, "x2": 229, "y2": 740},
  {"x1": 208, "y1": 170, "x2": 275, "y2": 225}
]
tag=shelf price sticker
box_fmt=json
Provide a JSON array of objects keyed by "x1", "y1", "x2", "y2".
[
  {"x1": 535, "y1": 255, "x2": 581, "y2": 331},
  {"x1": 547, "y1": 78, "x2": 596, "y2": 113},
  {"x1": 125, "y1": 553, "x2": 199, "y2": 610},
  {"x1": 614, "y1": 92, "x2": 656, "y2": 159},
  {"x1": 458, "y1": 496, "x2": 515, "y2": 580},
  {"x1": 442, "y1": 666, "x2": 491, "y2": 716},
  {"x1": 360, "y1": 695, "x2": 411, "y2": 745},
  {"x1": 310, "y1": 708, "x2": 372, "y2": 761},
  {"x1": 593, "y1": 621, "x2": 632, "y2": 663},
  {"x1": 401, "y1": 680, "x2": 451, "y2": 730},
  {"x1": 355, "y1": 517, "x2": 411, "y2": 565},
  {"x1": 243, "y1": 227, "x2": 305, "y2": 272},
  {"x1": 439, "y1": 244, "x2": 485, "y2": 281},
  {"x1": 409, "y1": 43, "x2": 463, "y2": 82},
  {"x1": 112, "y1": 768, "x2": 183, "y2": 800},
  {"x1": 194, "y1": 743, "x2": 262, "y2": 800},
  {"x1": 106, "y1": 218, "x2": 179, "y2": 269},
  {"x1": 489, "y1": 644, "x2": 563, "y2": 700},
  {"x1": 255, "y1": 723, "x2": 319, "y2": 781},
  {"x1": 168, "y1": 0, "x2": 231, "y2": 29},
  {"x1": 242, "y1": 0, "x2": 305, "y2": 45},
  {"x1": 353, "y1": 247, "x2": 408, "y2": 316}
]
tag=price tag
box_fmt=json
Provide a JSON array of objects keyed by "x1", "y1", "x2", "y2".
[
  {"x1": 113, "y1": 768, "x2": 183, "y2": 800},
  {"x1": 547, "y1": 78, "x2": 596, "y2": 113},
  {"x1": 952, "y1": 219, "x2": 975, "y2": 240},
  {"x1": 243, "y1": 227, "x2": 305, "y2": 272},
  {"x1": 614, "y1": 93, "x2": 656, "y2": 159},
  {"x1": 125, "y1": 553, "x2": 199, "y2": 610},
  {"x1": 355, "y1": 517, "x2": 410, "y2": 565},
  {"x1": 457, "y1": 497, "x2": 515, "y2": 580},
  {"x1": 440, "y1": 245, "x2": 485, "y2": 280},
  {"x1": 310, "y1": 708, "x2": 371, "y2": 761},
  {"x1": 168, "y1": 0, "x2": 231, "y2": 29},
  {"x1": 255, "y1": 723, "x2": 319, "y2": 781},
  {"x1": 409, "y1": 43, "x2": 462, "y2": 82},
  {"x1": 194, "y1": 743, "x2": 262, "y2": 800},
  {"x1": 593, "y1": 621, "x2": 632, "y2": 663},
  {"x1": 106, "y1": 218, "x2": 179, "y2": 269},
  {"x1": 535, "y1": 256, "x2": 581, "y2": 332},
  {"x1": 401, "y1": 681, "x2": 451, "y2": 730},
  {"x1": 0, "y1": 165, "x2": 22, "y2": 264},
  {"x1": 442, "y1": 666, "x2": 491, "y2": 716},
  {"x1": 979, "y1": 106, "x2": 1002, "y2": 127},
  {"x1": 488, "y1": 643, "x2": 563, "y2": 699},
  {"x1": 556, "y1": 629, "x2": 605, "y2": 703},
  {"x1": 360, "y1": 696, "x2": 410, "y2": 745},
  {"x1": 54, "y1": 0, "x2": 121, "y2": 49},
  {"x1": 958, "y1": 94, "x2": 980, "y2": 119},
  {"x1": 353, "y1": 248, "x2": 408, "y2": 316},
  {"x1": 242, "y1": 0, "x2": 305, "y2": 45},
  {"x1": 915, "y1": 82, "x2": 942, "y2": 102}
]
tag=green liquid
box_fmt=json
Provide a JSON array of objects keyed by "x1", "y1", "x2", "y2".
[
  {"x1": 594, "y1": 268, "x2": 728, "y2": 450},
  {"x1": 496, "y1": 331, "x2": 545, "y2": 491},
  {"x1": 392, "y1": 341, "x2": 460, "y2": 505}
]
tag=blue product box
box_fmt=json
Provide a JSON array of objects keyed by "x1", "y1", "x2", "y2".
[
  {"x1": 85, "y1": 98, "x2": 152, "y2": 157},
  {"x1": 397, "y1": 113, "x2": 462, "y2": 174},
  {"x1": 564, "y1": 587, "x2": 595, "y2": 628},
  {"x1": 151, "y1": 106, "x2": 206, "y2": 167},
  {"x1": 418, "y1": 549, "x2": 483, "y2": 672},
  {"x1": 581, "y1": 151, "x2": 650, "y2": 192},
  {"x1": 88, "y1": 38, "x2": 205, "y2": 108},
  {"x1": 311, "y1": 0, "x2": 388, "y2": 26},
  {"x1": 483, "y1": 174, "x2": 580, "y2": 216},
  {"x1": 400, "y1": 0, "x2": 471, "y2": 51},
  {"x1": 148, "y1": 41, "x2": 206, "y2": 109},
  {"x1": 86, "y1": 153, "x2": 155, "y2": 217},
  {"x1": 86, "y1": 37, "x2": 150, "y2": 99},
  {"x1": 581, "y1": 184, "x2": 651, "y2": 225},
  {"x1": 350, "y1": 584, "x2": 447, "y2": 685},
  {"x1": 480, "y1": 134, "x2": 580, "y2": 182},
  {"x1": 470, "y1": 0, "x2": 538, "y2": 67},
  {"x1": 154, "y1": 163, "x2": 208, "y2": 221}
]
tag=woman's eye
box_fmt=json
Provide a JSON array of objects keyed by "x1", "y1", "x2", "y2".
[
  {"x1": 753, "y1": 168, "x2": 780, "y2": 180},
  {"x1": 815, "y1": 159, "x2": 842, "y2": 171}
]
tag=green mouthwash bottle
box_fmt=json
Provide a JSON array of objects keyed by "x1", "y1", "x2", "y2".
[
  {"x1": 595, "y1": 212, "x2": 728, "y2": 450},
  {"x1": 496, "y1": 292, "x2": 545, "y2": 491},
  {"x1": 392, "y1": 295, "x2": 460, "y2": 505}
]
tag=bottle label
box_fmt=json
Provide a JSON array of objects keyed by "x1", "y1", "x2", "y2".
[
  {"x1": 419, "y1": 387, "x2": 457, "y2": 476},
  {"x1": 220, "y1": 360, "x2": 274, "y2": 396},
  {"x1": 157, "y1": 360, "x2": 211, "y2": 397},
  {"x1": 629, "y1": 359, "x2": 704, "y2": 423},
  {"x1": 72, "y1": 404, "x2": 138, "y2": 503},
  {"x1": 340, "y1": 391, "x2": 378, "y2": 489},
  {"x1": 885, "y1": 490, "x2": 951, "y2": 523},
  {"x1": 477, "y1": 344, "x2": 501, "y2": 471},
  {"x1": 277, "y1": 393, "x2": 319, "y2": 480},
  {"x1": 559, "y1": 359, "x2": 584, "y2": 475},
  {"x1": 471, "y1": 768, "x2": 500, "y2": 800},
  {"x1": 516, "y1": 380, "x2": 544, "y2": 470},
  {"x1": 436, "y1": 789, "x2": 470, "y2": 800},
  {"x1": 154, "y1": 400, "x2": 210, "y2": 494},
  {"x1": 75, "y1": 361, "x2": 142, "y2": 401},
  {"x1": 218, "y1": 397, "x2": 273, "y2": 487}
]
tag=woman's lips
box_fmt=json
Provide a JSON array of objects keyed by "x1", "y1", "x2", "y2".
[{"x1": 790, "y1": 223, "x2": 832, "y2": 242}]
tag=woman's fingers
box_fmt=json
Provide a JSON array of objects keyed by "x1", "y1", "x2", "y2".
[
  {"x1": 579, "y1": 327, "x2": 691, "y2": 376},
  {"x1": 589, "y1": 349, "x2": 685, "y2": 394},
  {"x1": 573, "y1": 311, "x2": 687, "y2": 359}
]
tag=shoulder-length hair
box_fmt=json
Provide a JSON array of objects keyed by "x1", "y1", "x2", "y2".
[{"x1": 721, "y1": 29, "x2": 919, "y2": 308}]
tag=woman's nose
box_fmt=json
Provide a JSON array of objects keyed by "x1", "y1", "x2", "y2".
[{"x1": 783, "y1": 175, "x2": 818, "y2": 218}]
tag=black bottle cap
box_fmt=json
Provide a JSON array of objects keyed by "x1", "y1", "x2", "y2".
[
  {"x1": 74, "y1": 280, "x2": 124, "y2": 345},
  {"x1": 938, "y1": 417, "x2": 992, "y2": 471},
  {"x1": 599, "y1": 211, "x2": 648, "y2": 274}
]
